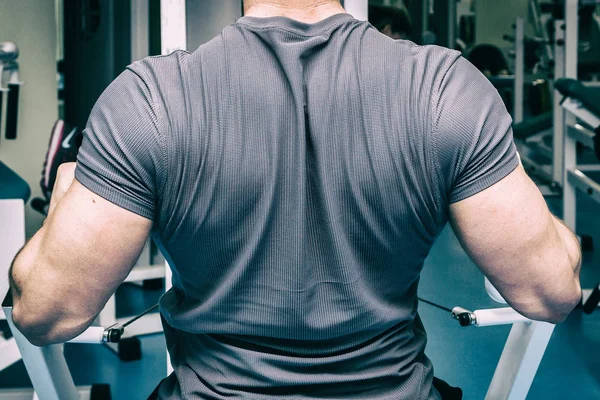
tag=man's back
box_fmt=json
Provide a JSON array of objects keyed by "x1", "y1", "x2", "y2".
[{"x1": 76, "y1": 13, "x2": 518, "y2": 399}]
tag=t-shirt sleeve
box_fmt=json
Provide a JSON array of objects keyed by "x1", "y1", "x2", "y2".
[
  {"x1": 75, "y1": 65, "x2": 163, "y2": 220},
  {"x1": 433, "y1": 56, "x2": 519, "y2": 204}
]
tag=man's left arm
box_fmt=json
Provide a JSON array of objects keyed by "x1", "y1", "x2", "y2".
[
  {"x1": 9, "y1": 164, "x2": 152, "y2": 346},
  {"x1": 9, "y1": 64, "x2": 162, "y2": 347}
]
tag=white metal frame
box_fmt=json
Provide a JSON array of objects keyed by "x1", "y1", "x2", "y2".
[
  {"x1": 343, "y1": 0, "x2": 368, "y2": 21},
  {"x1": 0, "y1": 200, "x2": 26, "y2": 376},
  {"x1": 553, "y1": 20, "x2": 567, "y2": 185},
  {"x1": 560, "y1": 0, "x2": 600, "y2": 309},
  {"x1": 453, "y1": 280, "x2": 556, "y2": 400},
  {"x1": 560, "y1": 96, "x2": 600, "y2": 307},
  {"x1": 562, "y1": 0, "x2": 580, "y2": 231}
]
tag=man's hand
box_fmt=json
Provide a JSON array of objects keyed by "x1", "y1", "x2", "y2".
[{"x1": 47, "y1": 162, "x2": 76, "y2": 216}]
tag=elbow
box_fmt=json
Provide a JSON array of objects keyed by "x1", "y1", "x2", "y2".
[
  {"x1": 12, "y1": 307, "x2": 57, "y2": 346},
  {"x1": 12, "y1": 304, "x2": 89, "y2": 347},
  {"x1": 517, "y1": 284, "x2": 582, "y2": 324}
]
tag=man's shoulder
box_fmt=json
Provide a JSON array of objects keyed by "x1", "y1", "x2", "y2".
[
  {"x1": 129, "y1": 50, "x2": 191, "y2": 82},
  {"x1": 395, "y1": 42, "x2": 462, "y2": 77},
  {"x1": 124, "y1": 51, "x2": 192, "y2": 115}
]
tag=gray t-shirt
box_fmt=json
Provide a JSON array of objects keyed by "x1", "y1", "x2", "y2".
[{"x1": 76, "y1": 13, "x2": 518, "y2": 400}]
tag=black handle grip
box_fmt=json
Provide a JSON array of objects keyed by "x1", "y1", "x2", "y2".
[{"x1": 5, "y1": 83, "x2": 20, "y2": 140}]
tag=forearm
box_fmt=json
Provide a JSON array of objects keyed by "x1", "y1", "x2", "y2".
[{"x1": 9, "y1": 225, "x2": 95, "y2": 346}]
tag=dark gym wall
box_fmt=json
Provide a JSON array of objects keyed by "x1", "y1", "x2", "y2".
[
  {"x1": 64, "y1": 0, "x2": 132, "y2": 129},
  {"x1": 186, "y1": 0, "x2": 243, "y2": 51}
]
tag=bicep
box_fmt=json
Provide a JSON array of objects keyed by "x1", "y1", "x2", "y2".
[
  {"x1": 31, "y1": 179, "x2": 152, "y2": 318},
  {"x1": 449, "y1": 164, "x2": 559, "y2": 305}
]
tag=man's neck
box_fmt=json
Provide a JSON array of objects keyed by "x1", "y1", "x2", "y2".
[{"x1": 244, "y1": 1, "x2": 347, "y2": 24}]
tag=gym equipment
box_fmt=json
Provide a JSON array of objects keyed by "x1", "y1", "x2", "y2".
[
  {"x1": 503, "y1": 15, "x2": 564, "y2": 196},
  {"x1": 451, "y1": 280, "x2": 555, "y2": 400},
  {"x1": 31, "y1": 120, "x2": 83, "y2": 215},
  {"x1": 1, "y1": 292, "x2": 152, "y2": 400},
  {"x1": 0, "y1": 41, "x2": 24, "y2": 141},
  {"x1": 555, "y1": 76, "x2": 600, "y2": 312},
  {"x1": 554, "y1": 0, "x2": 600, "y2": 255},
  {"x1": 0, "y1": 161, "x2": 30, "y2": 388}
]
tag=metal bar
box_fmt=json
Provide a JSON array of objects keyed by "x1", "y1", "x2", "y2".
[
  {"x1": 563, "y1": 0, "x2": 579, "y2": 230},
  {"x1": 568, "y1": 124, "x2": 596, "y2": 150},
  {"x1": 131, "y1": 0, "x2": 150, "y2": 62},
  {"x1": 567, "y1": 169, "x2": 600, "y2": 204},
  {"x1": 529, "y1": 0, "x2": 553, "y2": 66},
  {"x1": 0, "y1": 387, "x2": 92, "y2": 400},
  {"x1": 473, "y1": 308, "x2": 531, "y2": 327},
  {"x1": 0, "y1": 337, "x2": 21, "y2": 371},
  {"x1": 344, "y1": 0, "x2": 368, "y2": 21},
  {"x1": 578, "y1": 164, "x2": 600, "y2": 172},
  {"x1": 4, "y1": 308, "x2": 80, "y2": 400},
  {"x1": 553, "y1": 20, "x2": 566, "y2": 185},
  {"x1": 67, "y1": 327, "x2": 105, "y2": 344},
  {"x1": 160, "y1": 0, "x2": 187, "y2": 54},
  {"x1": 514, "y1": 18, "x2": 525, "y2": 124},
  {"x1": 523, "y1": 128, "x2": 554, "y2": 143},
  {"x1": 485, "y1": 321, "x2": 555, "y2": 400},
  {"x1": 562, "y1": 97, "x2": 600, "y2": 129}
]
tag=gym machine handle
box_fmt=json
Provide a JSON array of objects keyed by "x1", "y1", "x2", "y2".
[
  {"x1": 451, "y1": 306, "x2": 532, "y2": 327},
  {"x1": 97, "y1": 304, "x2": 159, "y2": 344}
]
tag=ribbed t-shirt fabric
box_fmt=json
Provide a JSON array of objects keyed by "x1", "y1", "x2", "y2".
[{"x1": 76, "y1": 13, "x2": 518, "y2": 399}]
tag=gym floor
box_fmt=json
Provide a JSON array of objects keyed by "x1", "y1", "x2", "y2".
[{"x1": 1, "y1": 193, "x2": 599, "y2": 399}]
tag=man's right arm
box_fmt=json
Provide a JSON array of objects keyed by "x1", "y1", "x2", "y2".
[
  {"x1": 449, "y1": 163, "x2": 581, "y2": 323},
  {"x1": 431, "y1": 54, "x2": 581, "y2": 324}
]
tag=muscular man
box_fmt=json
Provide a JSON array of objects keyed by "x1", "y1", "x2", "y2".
[{"x1": 9, "y1": 1, "x2": 581, "y2": 399}]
